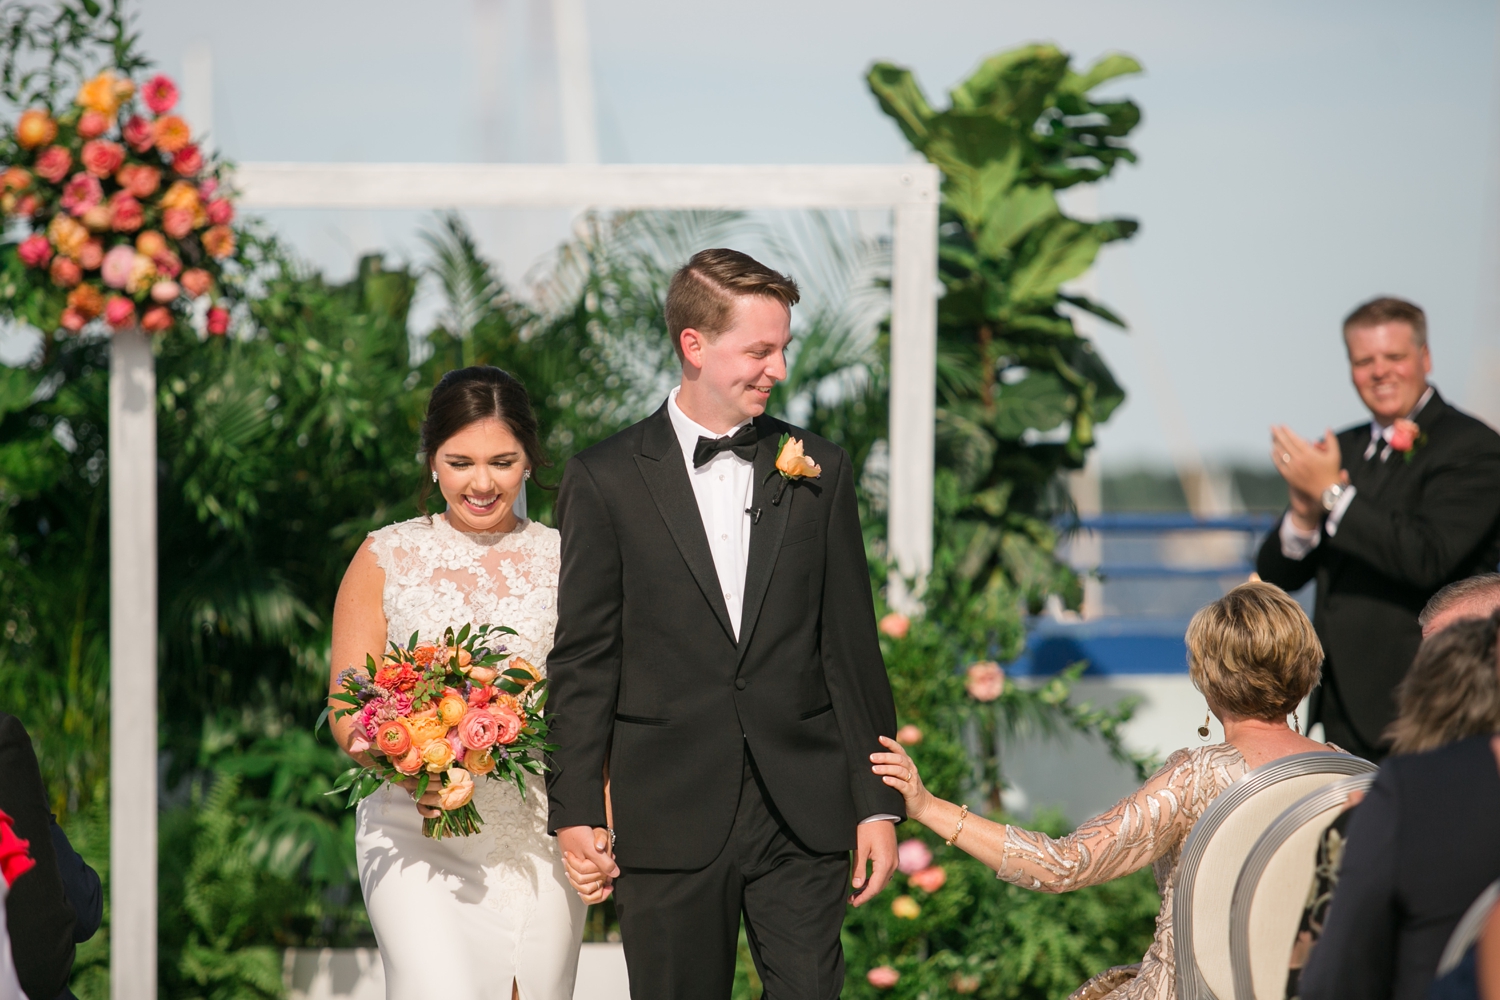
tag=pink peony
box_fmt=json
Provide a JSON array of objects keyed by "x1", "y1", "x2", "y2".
[
  {"x1": 206, "y1": 306, "x2": 230, "y2": 336},
  {"x1": 1389, "y1": 418, "x2": 1420, "y2": 452},
  {"x1": 458, "y1": 709, "x2": 499, "y2": 749},
  {"x1": 122, "y1": 115, "x2": 154, "y2": 153},
  {"x1": 80, "y1": 139, "x2": 125, "y2": 179},
  {"x1": 100, "y1": 245, "x2": 136, "y2": 289},
  {"x1": 60, "y1": 173, "x2": 103, "y2": 217},
  {"x1": 965, "y1": 662, "x2": 1005, "y2": 703},
  {"x1": 172, "y1": 144, "x2": 203, "y2": 176},
  {"x1": 867, "y1": 966, "x2": 900, "y2": 989},
  {"x1": 103, "y1": 295, "x2": 135, "y2": 329},
  {"x1": 909, "y1": 865, "x2": 947, "y2": 893},
  {"x1": 76, "y1": 110, "x2": 109, "y2": 139},
  {"x1": 488, "y1": 705, "x2": 523, "y2": 745},
  {"x1": 49, "y1": 256, "x2": 81, "y2": 287},
  {"x1": 205, "y1": 198, "x2": 234, "y2": 225},
  {"x1": 34, "y1": 146, "x2": 71, "y2": 184},
  {"x1": 878, "y1": 612, "x2": 910, "y2": 640},
  {"x1": 896, "y1": 838, "x2": 933, "y2": 875},
  {"x1": 17, "y1": 234, "x2": 51, "y2": 268},
  {"x1": 140, "y1": 306, "x2": 172, "y2": 333},
  {"x1": 109, "y1": 192, "x2": 143, "y2": 232},
  {"x1": 895, "y1": 724, "x2": 923, "y2": 746},
  {"x1": 142, "y1": 74, "x2": 179, "y2": 114}
]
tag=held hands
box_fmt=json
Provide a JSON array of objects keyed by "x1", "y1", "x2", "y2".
[
  {"x1": 559, "y1": 825, "x2": 618, "y2": 904},
  {"x1": 871, "y1": 736, "x2": 933, "y2": 821},
  {"x1": 1270, "y1": 426, "x2": 1345, "y2": 530}
]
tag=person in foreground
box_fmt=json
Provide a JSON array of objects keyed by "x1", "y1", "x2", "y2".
[
  {"x1": 1257, "y1": 296, "x2": 1500, "y2": 760},
  {"x1": 873, "y1": 582, "x2": 1336, "y2": 1000},
  {"x1": 1298, "y1": 612, "x2": 1500, "y2": 1000},
  {"x1": 548, "y1": 249, "x2": 904, "y2": 998},
  {"x1": 328, "y1": 368, "x2": 584, "y2": 1000}
]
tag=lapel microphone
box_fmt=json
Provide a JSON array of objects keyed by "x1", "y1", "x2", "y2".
[{"x1": 745, "y1": 507, "x2": 762, "y2": 524}]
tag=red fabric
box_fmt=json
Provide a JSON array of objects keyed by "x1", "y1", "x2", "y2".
[{"x1": 0, "y1": 810, "x2": 34, "y2": 886}]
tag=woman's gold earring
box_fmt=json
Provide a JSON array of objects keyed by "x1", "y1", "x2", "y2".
[{"x1": 1198, "y1": 713, "x2": 1211, "y2": 740}]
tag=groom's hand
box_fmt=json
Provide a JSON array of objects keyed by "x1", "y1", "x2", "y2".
[
  {"x1": 849, "y1": 820, "x2": 897, "y2": 907},
  {"x1": 559, "y1": 825, "x2": 618, "y2": 902}
]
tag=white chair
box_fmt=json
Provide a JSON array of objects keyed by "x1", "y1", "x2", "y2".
[
  {"x1": 1228, "y1": 773, "x2": 1376, "y2": 1000},
  {"x1": 1435, "y1": 878, "x2": 1500, "y2": 979},
  {"x1": 1173, "y1": 752, "x2": 1378, "y2": 1000}
]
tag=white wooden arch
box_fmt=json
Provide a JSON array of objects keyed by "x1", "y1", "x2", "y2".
[{"x1": 108, "y1": 162, "x2": 940, "y2": 997}]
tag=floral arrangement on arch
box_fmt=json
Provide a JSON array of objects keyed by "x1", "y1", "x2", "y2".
[{"x1": 0, "y1": 68, "x2": 238, "y2": 337}]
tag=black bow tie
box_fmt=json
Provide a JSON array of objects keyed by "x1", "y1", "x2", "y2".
[{"x1": 693, "y1": 424, "x2": 757, "y2": 468}]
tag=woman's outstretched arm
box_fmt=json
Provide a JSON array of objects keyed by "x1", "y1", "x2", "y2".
[{"x1": 873, "y1": 737, "x2": 1233, "y2": 892}]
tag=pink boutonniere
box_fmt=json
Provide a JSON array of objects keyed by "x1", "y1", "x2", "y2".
[{"x1": 1389, "y1": 418, "x2": 1427, "y2": 462}]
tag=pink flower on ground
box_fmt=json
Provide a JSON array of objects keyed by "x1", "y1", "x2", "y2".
[
  {"x1": 100, "y1": 245, "x2": 136, "y2": 289},
  {"x1": 80, "y1": 139, "x2": 125, "y2": 178},
  {"x1": 488, "y1": 705, "x2": 523, "y2": 745},
  {"x1": 896, "y1": 838, "x2": 932, "y2": 875},
  {"x1": 17, "y1": 235, "x2": 51, "y2": 268},
  {"x1": 34, "y1": 146, "x2": 72, "y2": 184},
  {"x1": 895, "y1": 724, "x2": 923, "y2": 746},
  {"x1": 103, "y1": 295, "x2": 135, "y2": 329},
  {"x1": 122, "y1": 115, "x2": 154, "y2": 153},
  {"x1": 867, "y1": 966, "x2": 900, "y2": 989},
  {"x1": 60, "y1": 173, "x2": 104, "y2": 217},
  {"x1": 458, "y1": 709, "x2": 499, "y2": 750},
  {"x1": 965, "y1": 662, "x2": 1005, "y2": 702},
  {"x1": 206, "y1": 306, "x2": 230, "y2": 336},
  {"x1": 878, "y1": 612, "x2": 910, "y2": 639},
  {"x1": 77, "y1": 110, "x2": 109, "y2": 139},
  {"x1": 909, "y1": 865, "x2": 947, "y2": 893},
  {"x1": 1389, "y1": 418, "x2": 1420, "y2": 452},
  {"x1": 142, "y1": 74, "x2": 179, "y2": 114}
]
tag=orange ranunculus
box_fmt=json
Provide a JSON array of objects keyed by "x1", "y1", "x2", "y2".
[
  {"x1": 462, "y1": 747, "x2": 495, "y2": 775},
  {"x1": 47, "y1": 215, "x2": 88, "y2": 259},
  {"x1": 375, "y1": 719, "x2": 412, "y2": 757},
  {"x1": 76, "y1": 70, "x2": 133, "y2": 117},
  {"x1": 404, "y1": 709, "x2": 449, "y2": 747},
  {"x1": 393, "y1": 746, "x2": 424, "y2": 775},
  {"x1": 421, "y1": 738, "x2": 455, "y2": 772},
  {"x1": 437, "y1": 693, "x2": 467, "y2": 727},
  {"x1": 412, "y1": 644, "x2": 438, "y2": 668},
  {"x1": 437, "y1": 768, "x2": 474, "y2": 810},
  {"x1": 16, "y1": 109, "x2": 56, "y2": 148},
  {"x1": 152, "y1": 115, "x2": 191, "y2": 153},
  {"x1": 775, "y1": 436, "x2": 822, "y2": 479},
  {"x1": 2, "y1": 168, "x2": 31, "y2": 191},
  {"x1": 67, "y1": 284, "x2": 104, "y2": 319}
]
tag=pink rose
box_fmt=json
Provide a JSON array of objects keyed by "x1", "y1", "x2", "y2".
[
  {"x1": 172, "y1": 144, "x2": 203, "y2": 176},
  {"x1": 34, "y1": 146, "x2": 72, "y2": 184},
  {"x1": 1390, "y1": 418, "x2": 1419, "y2": 452},
  {"x1": 122, "y1": 115, "x2": 154, "y2": 153},
  {"x1": 77, "y1": 239, "x2": 103, "y2": 271},
  {"x1": 895, "y1": 724, "x2": 923, "y2": 746},
  {"x1": 878, "y1": 612, "x2": 910, "y2": 639},
  {"x1": 59, "y1": 308, "x2": 87, "y2": 332},
  {"x1": 965, "y1": 661, "x2": 1005, "y2": 702},
  {"x1": 488, "y1": 705, "x2": 523, "y2": 745},
  {"x1": 180, "y1": 268, "x2": 211, "y2": 298},
  {"x1": 117, "y1": 164, "x2": 161, "y2": 198},
  {"x1": 162, "y1": 207, "x2": 194, "y2": 239},
  {"x1": 17, "y1": 234, "x2": 51, "y2": 268},
  {"x1": 142, "y1": 74, "x2": 179, "y2": 115},
  {"x1": 109, "y1": 192, "x2": 143, "y2": 232},
  {"x1": 458, "y1": 709, "x2": 499, "y2": 750},
  {"x1": 48, "y1": 256, "x2": 81, "y2": 288},
  {"x1": 100, "y1": 245, "x2": 135, "y2": 289},
  {"x1": 76, "y1": 110, "x2": 109, "y2": 139},
  {"x1": 61, "y1": 173, "x2": 103, "y2": 217},
  {"x1": 80, "y1": 139, "x2": 125, "y2": 179},
  {"x1": 140, "y1": 306, "x2": 172, "y2": 333},
  {"x1": 896, "y1": 838, "x2": 932, "y2": 875},
  {"x1": 867, "y1": 966, "x2": 900, "y2": 989},
  {"x1": 206, "y1": 306, "x2": 230, "y2": 336},
  {"x1": 14, "y1": 195, "x2": 37, "y2": 218},
  {"x1": 909, "y1": 865, "x2": 947, "y2": 893},
  {"x1": 103, "y1": 295, "x2": 135, "y2": 329},
  {"x1": 206, "y1": 198, "x2": 234, "y2": 225}
]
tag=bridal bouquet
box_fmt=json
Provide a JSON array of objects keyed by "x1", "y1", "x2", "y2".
[
  {"x1": 1, "y1": 69, "x2": 238, "y2": 337},
  {"x1": 324, "y1": 624, "x2": 553, "y2": 839}
]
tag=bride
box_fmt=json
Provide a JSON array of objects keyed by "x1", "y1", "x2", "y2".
[{"x1": 328, "y1": 366, "x2": 585, "y2": 1000}]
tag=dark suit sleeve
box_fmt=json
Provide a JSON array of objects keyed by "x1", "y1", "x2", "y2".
[
  {"x1": 818, "y1": 450, "x2": 906, "y2": 822},
  {"x1": 545, "y1": 457, "x2": 622, "y2": 834},
  {"x1": 1327, "y1": 448, "x2": 1500, "y2": 590},
  {"x1": 49, "y1": 819, "x2": 101, "y2": 943},
  {"x1": 1255, "y1": 512, "x2": 1320, "y2": 593},
  {"x1": 1299, "y1": 768, "x2": 1399, "y2": 1000},
  {"x1": 0, "y1": 714, "x2": 76, "y2": 1000}
]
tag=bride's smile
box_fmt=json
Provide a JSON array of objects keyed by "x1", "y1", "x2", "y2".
[{"x1": 432, "y1": 416, "x2": 530, "y2": 534}]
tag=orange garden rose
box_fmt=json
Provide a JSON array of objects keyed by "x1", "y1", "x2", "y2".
[
  {"x1": 49, "y1": 257, "x2": 81, "y2": 288},
  {"x1": 775, "y1": 436, "x2": 822, "y2": 479},
  {"x1": 33, "y1": 146, "x2": 71, "y2": 184},
  {"x1": 200, "y1": 224, "x2": 234, "y2": 259},
  {"x1": 16, "y1": 109, "x2": 57, "y2": 149},
  {"x1": 420, "y1": 738, "x2": 455, "y2": 772},
  {"x1": 489, "y1": 705, "x2": 523, "y2": 745},
  {"x1": 116, "y1": 163, "x2": 161, "y2": 198},
  {"x1": 76, "y1": 110, "x2": 108, "y2": 139},
  {"x1": 462, "y1": 747, "x2": 496, "y2": 775},
  {"x1": 76, "y1": 71, "x2": 133, "y2": 117},
  {"x1": 437, "y1": 768, "x2": 475, "y2": 810},
  {"x1": 81, "y1": 140, "x2": 125, "y2": 178},
  {"x1": 437, "y1": 692, "x2": 468, "y2": 727}
]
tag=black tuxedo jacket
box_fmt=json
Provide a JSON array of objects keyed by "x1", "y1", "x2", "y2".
[
  {"x1": 1257, "y1": 390, "x2": 1500, "y2": 748},
  {"x1": 545, "y1": 404, "x2": 904, "y2": 869}
]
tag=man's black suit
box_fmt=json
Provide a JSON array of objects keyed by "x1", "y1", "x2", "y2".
[
  {"x1": 546, "y1": 404, "x2": 903, "y2": 997},
  {"x1": 1257, "y1": 390, "x2": 1500, "y2": 757}
]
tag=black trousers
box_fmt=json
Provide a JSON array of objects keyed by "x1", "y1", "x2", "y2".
[
  {"x1": 1310, "y1": 668, "x2": 1388, "y2": 762},
  {"x1": 613, "y1": 746, "x2": 849, "y2": 999}
]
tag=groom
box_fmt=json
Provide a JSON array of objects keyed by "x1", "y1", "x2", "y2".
[{"x1": 546, "y1": 249, "x2": 904, "y2": 998}]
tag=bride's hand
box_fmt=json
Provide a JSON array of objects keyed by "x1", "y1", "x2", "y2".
[
  {"x1": 562, "y1": 827, "x2": 614, "y2": 904},
  {"x1": 871, "y1": 736, "x2": 934, "y2": 822},
  {"x1": 397, "y1": 775, "x2": 443, "y2": 819}
]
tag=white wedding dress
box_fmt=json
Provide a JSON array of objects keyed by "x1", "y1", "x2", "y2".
[{"x1": 356, "y1": 514, "x2": 585, "y2": 1000}]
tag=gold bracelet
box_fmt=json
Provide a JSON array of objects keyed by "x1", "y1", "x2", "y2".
[{"x1": 945, "y1": 804, "x2": 969, "y2": 847}]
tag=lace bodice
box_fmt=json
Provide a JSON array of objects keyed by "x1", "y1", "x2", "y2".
[{"x1": 367, "y1": 514, "x2": 559, "y2": 670}]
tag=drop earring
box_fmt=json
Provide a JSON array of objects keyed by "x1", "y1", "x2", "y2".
[
  {"x1": 1293, "y1": 710, "x2": 1301, "y2": 733},
  {"x1": 1198, "y1": 713, "x2": 1211, "y2": 740},
  {"x1": 523, "y1": 469, "x2": 531, "y2": 481},
  {"x1": 431, "y1": 470, "x2": 438, "y2": 483}
]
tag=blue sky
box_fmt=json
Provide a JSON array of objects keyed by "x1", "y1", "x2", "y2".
[{"x1": 130, "y1": 0, "x2": 1500, "y2": 466}]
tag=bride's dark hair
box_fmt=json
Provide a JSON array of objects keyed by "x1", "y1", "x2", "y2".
[{"x1": 418, "y1": 366, "x2": 549, "y2": 513}]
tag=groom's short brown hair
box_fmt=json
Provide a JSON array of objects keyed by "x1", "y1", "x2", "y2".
[{"x1": 665, "y1": 249, "x2": 800, "y2": 361}]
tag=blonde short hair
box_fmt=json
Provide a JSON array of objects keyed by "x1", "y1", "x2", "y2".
[{"x1": 1185, "y1": 582, "x2": 1323, "y2": 720}]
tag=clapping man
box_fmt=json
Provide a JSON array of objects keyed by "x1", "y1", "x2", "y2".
[{"x1": 1257, "y1": 297, "x2": 1500, "y2": 760}]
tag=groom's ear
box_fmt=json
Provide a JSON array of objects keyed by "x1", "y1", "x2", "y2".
[{"x1": 679, "y1": 327, "x2": 708, "y2": 372}]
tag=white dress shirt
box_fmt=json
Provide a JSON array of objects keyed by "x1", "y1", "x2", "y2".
[
  {"x1": 665, "y1": 388, "x2": 897, "y2": 827},
  {"x1": 1280, "y1": 386, "x2": 1435, "y2": 559}
]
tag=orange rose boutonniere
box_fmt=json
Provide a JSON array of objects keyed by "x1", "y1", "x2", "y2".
[{"x1": 772, "y1": 434, "x2": 821, "y2": 505}]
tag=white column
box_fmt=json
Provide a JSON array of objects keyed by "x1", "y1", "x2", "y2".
[
  {"x1": 551, "y1": 0, "x2": 599, "y2": 165},
  {"x1": 887, "y1": 197, "x2": 939, "y2": 608},
  {"x1": 109, "y1": 330, "x2": 156, "y2": 1000}
]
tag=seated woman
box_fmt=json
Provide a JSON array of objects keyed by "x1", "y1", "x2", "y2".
[{"x1": 871, "y1": 581, "x2": 1335, "y2": 1000}]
